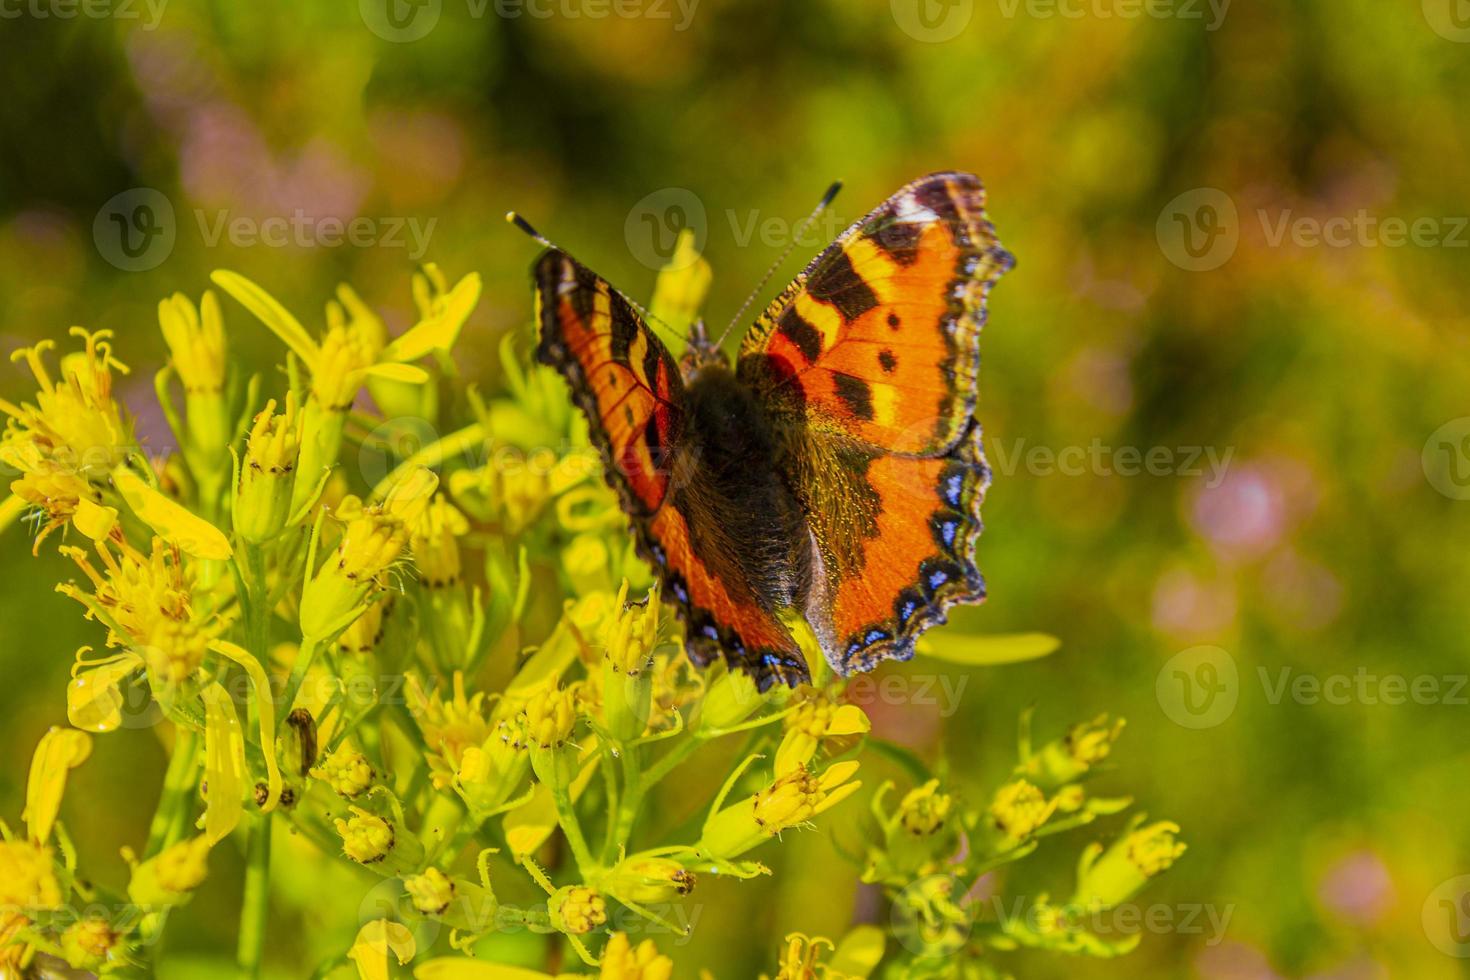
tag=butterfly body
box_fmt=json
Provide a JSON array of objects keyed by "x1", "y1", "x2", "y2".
[
  {"x1": 675, "y1": 363, "x2": 815, "y2": 615},
  {"x1": 535, "y1": 172, "x2": 1012, "y2": 690}
]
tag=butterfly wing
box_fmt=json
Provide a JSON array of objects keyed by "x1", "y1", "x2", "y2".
[
  {"x1": 534, "y1": 250, "x2": 806, "y2": 689},
  {"x1": 737, "y1": 172, "x2": 1012, "y2": 675}
]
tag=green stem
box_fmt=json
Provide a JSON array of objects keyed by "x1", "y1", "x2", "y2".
[
  {"x1": 277, "y1": 635, "x2": 323, "y2": 729},
  {"x1": 613, "y1": 745, "x2": 643, "y2": 850},
  {"x1": 550, "y1": 780, "x2": 598, "y2": 877},
  {"x1": 144, "y1": 727, "x2": 200, "y2": 858},
  {"x1": 237, "y1": 814, "x2": 272, "y2": 978}
]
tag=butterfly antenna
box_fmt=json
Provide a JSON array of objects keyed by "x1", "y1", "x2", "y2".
[
  {"x1": 713, "y1": 180, "x2": 843, "y2": 351},
  {"x1": 505, "y1": 211, "x2": 684, "y2": 346}
]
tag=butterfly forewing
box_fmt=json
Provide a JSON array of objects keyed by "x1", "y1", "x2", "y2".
[{"x1": 737, "y1": 172, "x2": 1011, "y2": 674}]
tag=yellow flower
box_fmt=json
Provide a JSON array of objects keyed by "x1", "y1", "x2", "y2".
[
  {"x1": 600, "y1": 932, "x2": 674, "y2": 980},
  {"x1": 0, "y1": 840, "x2": 62, "y2": 908},
  {"x1": 211, "y1": 268, "x2": 476, "y2": 511},
  {"x1": 300, "y1": 467, "x2": 437, "y2": 640},
  {"x1": 602, "y1": 580, "x2": 661, "y2": 741},
  {"x1": 1, "y1": 329, "x2": 134, "y2": 545},
  {"x1": 335, "y1": 806, "x2": 395, "y2": 864},
  {"x1": 1, "y1": 328, "x2": 134, "y2": 479},
  {"x1": 524, "y1": 685, "x2": 577, "y2": 750},
  {"x1": 455, "y1": 714, "x2": 531, "y2": 816},
  {"x1": 410, "y1": 493, "x2": 469, "y2": 589},
  {"x1": 701, "y1": 761, "x2": 862, "y2": 860},
  {"x1": 604, "y1": 854, "x2": 696, "y2": 905},
  {"x1": 158, "y1": 290, "x2": 230, "y2": 467},
  {"x1": 128, "y1": 835, "x2": 211, "y2": 906},
  {"x1": 159, "y1": 291, "x2": 226, "y2": 394},
  {"x1": 989, "y1": 779, "x2": 1057, "y2": 841},
  {"x1": 897, "y1": 779, "x2": 952, "y2": 837},
  {"x1": 1073, "y1": 818, "x2": 1187, "y2": 908},
  {"x1": 0, "y1": 444, "x2": 104, "y2": 551},
  {"x1": 774, "y1": 686, "x2": 869, "y2": 775},
  {"x1": 59, "y1": 536, "x2": 219, "y2": 685},
  {"x1": 770, "y1": 932, "x2": 834, "y2": 980},
  {"x1": 311, "y1": 744, "x2": 376, "y2": 798},
  {"x1": 1023, "y1": 714, "x2": 1127, "y2": 787},
  {"x1": 406, "y1": 672, "x2": 493, "y2": 789},
  {"x1": 60, "y1": 916, "x2": 121, "y2": 971},
  {"x1": 404, "y1": 867, "x2": 455, "y2": 915},
  {"x1": 549, "y1": 885, "x2": 606, "y2": 935},
  {"x1": 649, "y1": 228, "x2": 712, "y2": 341}
]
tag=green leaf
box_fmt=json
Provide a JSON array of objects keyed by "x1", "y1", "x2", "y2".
[{"x1": 916, "y1": 631, "x2": 1061, "y2": 665}]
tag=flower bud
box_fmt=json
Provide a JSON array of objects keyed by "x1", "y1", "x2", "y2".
[
  {"x1": 335, "y1": 807, "x2": 395, "y2": 865},
  {"x1": 700, "y1": 762, "x2": 861, "y2": 861},
  {"x1": 1072, "y1": 819, "x2": 1187, "y2": 909},
  {"x1": 1026, "y1": 715, "x2": 1126, "y2": 788},
  {"x1": 60, "y1": 916, "x2": 121, "y2": 971},
  {"x1": 988, "y1": 779, "x2": 1058, "y2": 843},
  {"x1": 604, "y1": 854, "x2": 696, "y2": 905},
  {"x1": 523, "y1": 686, "x2": 579, "y2": 790},
  {"x1": 128, "y1": 835, "x2": 211, "y2": 907},
  {"x1": 602, "y1": 583, "x2": 659, "y2": 742},
  {"x1": 548, "y1": 885, "x2": 606, "y2": 935},
  {"x1": 311, "y1": 744, "x2": 375, "y2": 798},
  {"x1": 234, "y1": 393, "x2": 302, "y2": 543},
  {"x1": 695, "y1": 666, "x2": 768, "y2": 735},
  {"x1": 301, "y1": 468, "x2": 436, "y2": 640}
]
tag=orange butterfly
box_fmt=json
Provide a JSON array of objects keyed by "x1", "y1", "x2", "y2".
[{"x1": 533, "y1": 172, "x2": 1012, "y2": 690}]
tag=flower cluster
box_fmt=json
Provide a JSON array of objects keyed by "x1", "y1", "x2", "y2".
[{"x1": 0, "y1": 244, "x2": 1185, "y2": 977}]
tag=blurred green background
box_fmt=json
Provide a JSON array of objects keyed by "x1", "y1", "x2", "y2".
[{"x1": 3, "y1": 0, "x2": 1470, "y2": 976}]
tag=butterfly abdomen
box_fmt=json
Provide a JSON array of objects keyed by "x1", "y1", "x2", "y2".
[{"x1": 677, "y1": 365, "x2": 813, "y2": 614}]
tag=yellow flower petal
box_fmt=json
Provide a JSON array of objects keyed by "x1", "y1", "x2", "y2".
[
  {"x1": 209, "y1": 641, "x2": 282, "y2": 812},
  {"x1": 211, "y1": 269, "x2": 321, "y2": 369},
  {"x1": 827, "y1": 704, "x2": 871, "y2": 737},
  {"x1": 73, "y1": 497, "x2": 118, "y2": 541},
  {"x1": 113, "y1": 467, "x2": 232, "y2": 560},
  {"x1": 23, "y1": 727, "x2": 92, "y2": 844},
  {"x1": 382, "y1": 273, "x2": 482, "y2": 362},
  {"x1": 201, "y1": 682, "x2": 246, "y2": 845},
  {"x1": 349, "y1": 920, "x2": 416, "y2": 980},
  {"x1": 364, "y1": 361, "x2": 430, "y2": 385},
  {"x1": 67, "y1": 651, "x2": 144, "y2": 733}
]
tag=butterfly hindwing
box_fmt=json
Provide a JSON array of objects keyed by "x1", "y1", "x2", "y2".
[
  {"x1": 534, "y1": 250, "x2": 808, "y2": 690},
  {"x1": 737, "y1": 172, "x2": 1011, "y2": 674}
]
